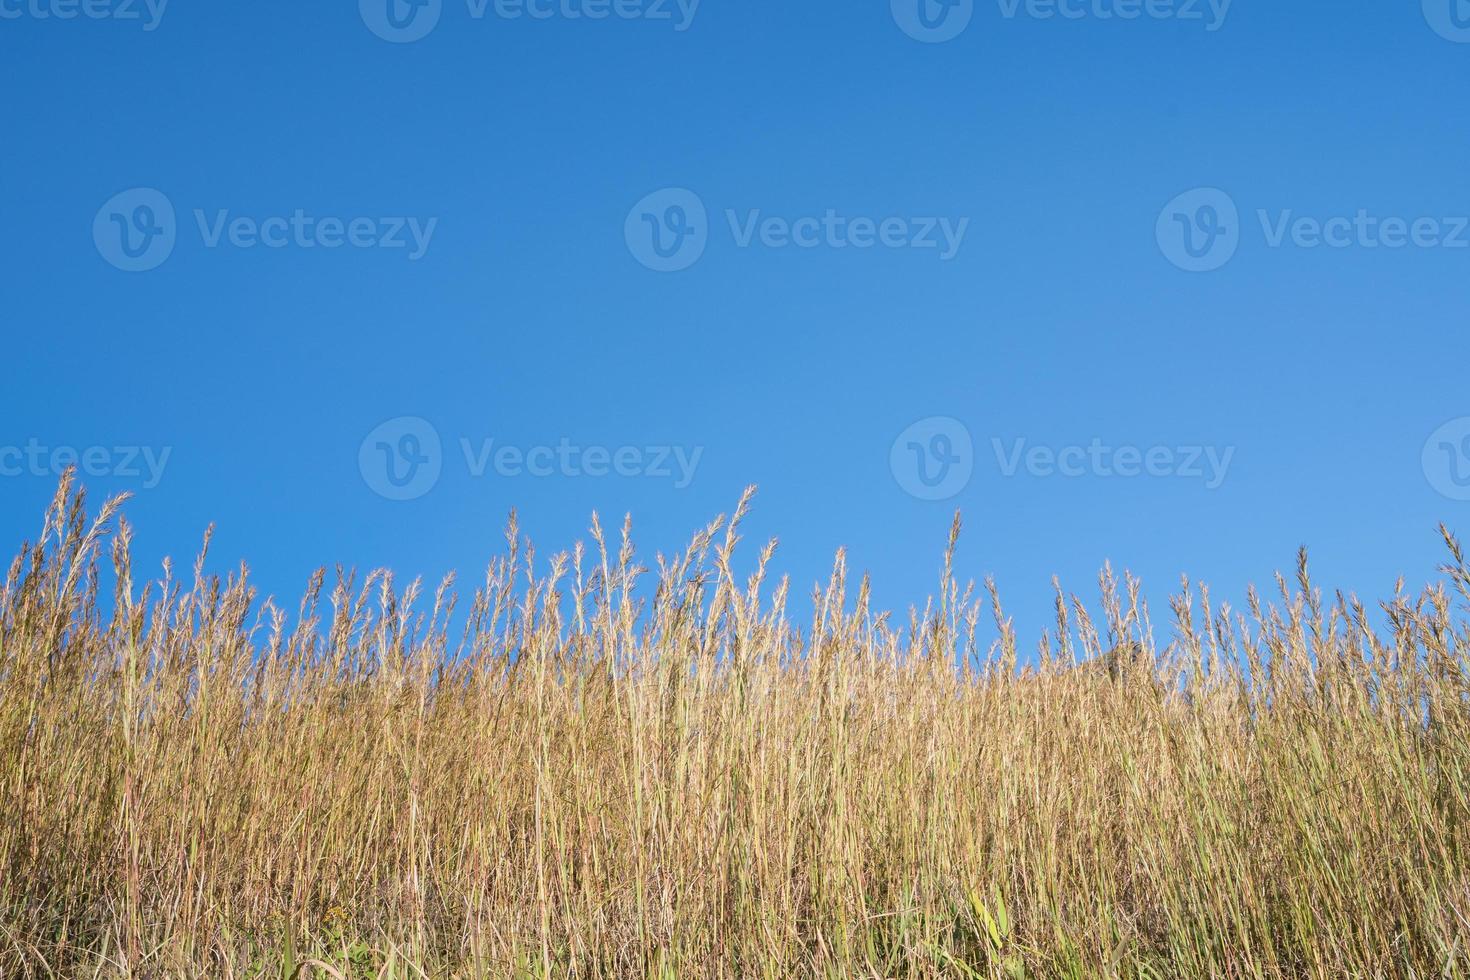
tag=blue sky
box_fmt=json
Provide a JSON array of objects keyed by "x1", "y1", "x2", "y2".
[{"x1": 2, "y1": 0, "x2": 1468, "y2": 651}]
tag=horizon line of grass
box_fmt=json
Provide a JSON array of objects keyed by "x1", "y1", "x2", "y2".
[{"x1": 3, "y1": 473, "x2": 1469, "y2": 978}]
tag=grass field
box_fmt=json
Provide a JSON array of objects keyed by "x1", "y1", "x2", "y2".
[{"x1": 3, "y1": 474, "x2": 1470, "y2": 978}]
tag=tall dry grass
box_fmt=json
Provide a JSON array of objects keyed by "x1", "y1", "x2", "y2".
[{"x1": 3, "y1": 474, "x2": 1470, "y2": 978}]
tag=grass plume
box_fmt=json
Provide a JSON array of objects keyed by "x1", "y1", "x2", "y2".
[{"x1": 3, "y1": 474, "x2": 1470, "y2": 978}]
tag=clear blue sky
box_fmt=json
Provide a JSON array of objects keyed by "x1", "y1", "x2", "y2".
[{"x1": 2, "y1": 0, "x2": 1468, "y2": 650}]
